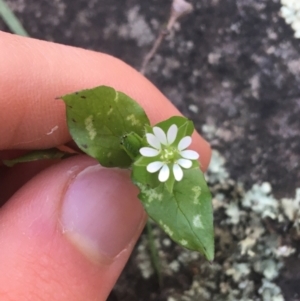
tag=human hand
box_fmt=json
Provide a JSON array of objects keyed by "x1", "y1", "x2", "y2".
[{"x1": 0, "y1": 31, "x2": 211, "y2": 301}]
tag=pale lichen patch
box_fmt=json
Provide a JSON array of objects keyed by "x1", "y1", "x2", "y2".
[
  {"x1": 162, "y1": 224, "x2": 174, "y2": 237},
  {"x1": 136, "y1": 236, "x2": 154, "y2": 279},
  {"x1": 107, "y1": 107, "x2": 113, "y2": 115},
  {"x1": 192, "y1": 186, "x2": 202, "y2": 204},
  {"x1": 180, "y1": 239, "x2": 188, "y2": 246},
  {"x1": 126, "y1": 114, "x2": 140, "y2": 126},
  {"x1": 193, "y1": 214, "x2": 204, "y2": 229},
  {"x1": 136, "y1": 182, "x2": 163, "y2": 203},
  {"x1": 85, "y1": 115, "x2": 97, "y2": 140},
  {"x1": 114, "y1": 91, "x2": 119, "y2": 102}
]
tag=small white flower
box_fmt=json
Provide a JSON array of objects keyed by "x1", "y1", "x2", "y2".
[{"x1": 139, "y1": 124, "x2": 199, "y2": 182}]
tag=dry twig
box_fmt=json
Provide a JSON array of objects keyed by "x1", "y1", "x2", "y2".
[{"x1": 140, "y1": 0, "x2": 193, "y2": 74}]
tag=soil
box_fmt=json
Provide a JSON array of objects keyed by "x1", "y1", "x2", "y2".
[{"x1": 1, "y1": 0, "x2": 300, "y2": 300}]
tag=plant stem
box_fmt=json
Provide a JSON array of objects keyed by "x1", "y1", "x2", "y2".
[
  {"x1": 140, "y1": 0, "x2": 193, "y2": 74},
  {"x1": 146, "y1": 219, "x2": 163, "y2": 287}
]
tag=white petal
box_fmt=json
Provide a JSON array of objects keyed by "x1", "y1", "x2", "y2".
[
  {"x1": 178, "y1": 136, "x2": 192, "y2": 151},
  {"x1": 158, "y1": 164, "x2": 170, "y2": 182},
  {"x1": 146, "y1": 133, "x2": 161, "y2": 150},
  {"x1": 153, "y1": 127, "x2": 168, "y2": 145},
  {"x1": 167, "y1": 124, "x2": 178, "y2": 145},
  {"x1": 140, "y1": 147, "x2": 160, "y2": 157},
  {"x1": 180, "y1": 150, "x2": 199, "y2": 160},
  {"x1": 173, "y1": 164, "x2": 183, "y2": 181},
  {"x1": 177, "y1": 158, "x2": 192, "y2": 168},
  {"x1": 147, "y1": 161, "x2": 164, "y2": 173}
]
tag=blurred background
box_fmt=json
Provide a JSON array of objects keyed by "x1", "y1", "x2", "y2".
[{"x1": 1, "y1": 0, "x2": 300, "y2": 300}]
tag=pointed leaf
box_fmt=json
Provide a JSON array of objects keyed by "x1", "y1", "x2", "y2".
[
  {"x1": 61, "y1": 86, "x2": 150, "y2": 168},
  {"x1": 2, "y1": 149, "x2": 68, "y2": 167},
  {"x1": 132, "y1": 166, "x2": 214, "y2": 261}
]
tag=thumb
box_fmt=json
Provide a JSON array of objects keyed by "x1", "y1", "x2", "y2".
[{"x1": 0, "y1": 156, "x2": 147, "y2": 301}]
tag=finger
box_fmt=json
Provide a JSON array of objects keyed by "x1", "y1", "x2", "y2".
[
  {"x1": 0, "y1": 31, "x2": 211, "y2": 170},
  {"x1": 0, "y1": 160, "x2": 58, "y2": 206},
  {"x1": 0, "y1": 155, "x2": 147, "y2": 301}
]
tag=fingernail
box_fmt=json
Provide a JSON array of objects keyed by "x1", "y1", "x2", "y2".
[{"x1": 60, "y1": 165, "x2": 145, "y2": 263}]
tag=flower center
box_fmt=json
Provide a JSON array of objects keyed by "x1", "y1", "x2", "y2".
[{"x1": 160, "y1": 146, "x2": 178, "y2": 163}]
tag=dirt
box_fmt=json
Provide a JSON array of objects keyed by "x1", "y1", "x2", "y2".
[{"x1": 1, "y1": 0, "x2": 300, "y2": 300}]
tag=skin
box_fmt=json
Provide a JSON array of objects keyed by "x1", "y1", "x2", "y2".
[{"x1": 0, "y1": 31, "x2": 211, "y2": 301}]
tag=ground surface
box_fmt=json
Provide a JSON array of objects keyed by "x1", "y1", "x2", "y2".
[{"x1": 1, "y1": 0, "x2": 300, "y2": 300}]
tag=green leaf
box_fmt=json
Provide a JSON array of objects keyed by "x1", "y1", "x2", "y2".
[
  {"x1": 132, "y1": 116, "x2": 214, "y2": 260},
  {"x1": 133, "y1": 167, "x2": 214, "y2": 261},
  {"x1": 154, "y1": 116, "x2": 194, "y2": 139},
  {"x1": 120, "y1": 132, "x2": 144, "y2": 160},
  {"x1": 62, "y1": 86, "x2": 150, "y2": 168},
  {"x1": 2, "y1": 149, "x2": 67, "y2": 167}
]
